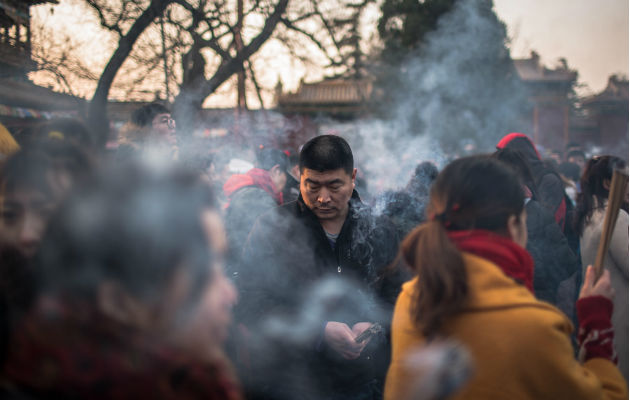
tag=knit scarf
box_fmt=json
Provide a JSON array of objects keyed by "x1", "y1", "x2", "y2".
[
  {"x1": 447, "y1": 229, "x2": 534, "y2": 292},
  {"x1": 223, "y1": 168, "x2": 283, "y2": 205}
]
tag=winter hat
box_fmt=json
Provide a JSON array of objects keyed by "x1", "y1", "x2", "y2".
[{"x1": 496, "y1": 133, "x2": 541, "y2": 160}]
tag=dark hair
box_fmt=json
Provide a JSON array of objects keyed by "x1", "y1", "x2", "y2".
[
  {"x1": 256, "y1": 148, "x2": 288, "y2": 171},
  {"x1": 493, "y1": 148, "x2": 538, "y2": 199},
  {"x1": 405, "y1": 161, "x2": 439, "y2": 199},
  {"x1": 0, "y1": 140, "x2": 93, "y2": 200},
  {"x1": 299, "y1": 135, "x2": 353, "y2": 175},
  {"x1": 35, "y1": 163, "x2": 217, "y2": 317},
  {"x1": 131, "y1": 103, "x2": 171, "y2": 128},
  {"x1": 574, "y1": 155, "x2": 626, "y2": 235},
  {"x1": 400, "y1": 156, "x2": 525, "y2": 337}
]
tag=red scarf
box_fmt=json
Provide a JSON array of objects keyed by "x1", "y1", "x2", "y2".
[
  {"x1": 447, "y1": 230, "x2": 534, "y2": 292},
  {"x1": 223, "y1": 168, "x2": 283, "y2": 205}
]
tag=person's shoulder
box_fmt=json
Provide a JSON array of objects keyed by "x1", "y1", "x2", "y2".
[
  {"x1": 539, "y1": 170, "x2": 563, "y2": 186},
  {"x1": 616, "y1": 208, "x2": 628, "y2": 225},
  {"x1": 230, "y1": 185, "x2": 269, "y2": 202},
  {"x1": 474, "y1": 296, "x2": 572, "y2": 345}
]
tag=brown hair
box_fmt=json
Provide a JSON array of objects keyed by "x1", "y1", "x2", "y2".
[
  {"x1": 400, "y1": 156, "x2": 525, "y2": 337},
  {"x1": 574, "y1": 155, "x2": 626, "y2": 235}
]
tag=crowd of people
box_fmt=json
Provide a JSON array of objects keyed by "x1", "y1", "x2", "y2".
[{"x1": 0, "y1": 102, "x2": 627, "y2": 400}]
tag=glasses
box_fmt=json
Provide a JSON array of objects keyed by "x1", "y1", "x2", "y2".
[{"x1": 154, "y1": 116, "x2": 176, "y2": 129}]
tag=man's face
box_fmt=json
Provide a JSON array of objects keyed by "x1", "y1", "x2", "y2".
[
  {"x1": 568, "y1": 155, "x2": 585, "y2": 170},
  {"x1": 300, "y1": 168, "x2": 356, "y2": 221},
  {"x1": 151, "y1": 113, "x2": 176, "y2": 144}
]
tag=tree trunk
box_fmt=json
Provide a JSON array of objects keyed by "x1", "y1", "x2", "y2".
[
  {"x1": 88, "y1": 0, "x2": 172, "y2": 149},
  {"x1": 173, "y1": 0, "x2": 289, "y2": 137}
]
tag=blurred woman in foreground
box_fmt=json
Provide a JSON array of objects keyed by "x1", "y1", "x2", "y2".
[
  {"x1": 1, "y1": 163, "x2": 240, "y2": 399},
  {"x1": 385, "y1": 156, "x2": 626, "y2": 400},
  {"x1": 0, "y1": 139, "x2": 93, "y2": 368}
]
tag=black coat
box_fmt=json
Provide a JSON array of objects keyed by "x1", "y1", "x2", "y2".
[
  {"x1": 526, "y1": 199, "x2": 579, "y2": 311},
  {"x1": 236, "y1": 191, "x2": 405, "y2": 399},
  {"x1": 224, "y1": 185, "x2": 278, "y2": 275}
]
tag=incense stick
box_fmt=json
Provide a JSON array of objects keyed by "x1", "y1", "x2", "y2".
[{"x1": 593, "y1": 168, "x2": 629, "y2": 281}]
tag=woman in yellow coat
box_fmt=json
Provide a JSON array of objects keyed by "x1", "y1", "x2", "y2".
[{"x1": 385, "y1": 156, "x2": 626, "y2": 400}]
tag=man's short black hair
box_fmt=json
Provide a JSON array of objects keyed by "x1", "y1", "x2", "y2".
[
  {"x1": 299, "y1": 135, "x2": 353, "y2": 175},
  {"x1": 131, "y1": 103, "x2": 171, "y2": 128}
]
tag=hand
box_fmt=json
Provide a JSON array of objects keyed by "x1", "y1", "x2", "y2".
[
  {"x1": 324, "y1": 322, "x2": 366, "y2": 360},
  {"x1": 352, "y1": 322, "x2": 374, "y2": 345},
  {"x1": 579, "y1": 265, "x2": 615, "y2": 301}
]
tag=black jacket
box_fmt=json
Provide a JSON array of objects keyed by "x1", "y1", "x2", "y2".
[
  {"x1": 526, "y1": 199, "x2": 579, "y2": 309},
  {"x1": 224, "y1": 185, "x2": 278, "y2": 276},
  {"x1": 236, "y1": 191, "x2": 405, "y2": 399}
]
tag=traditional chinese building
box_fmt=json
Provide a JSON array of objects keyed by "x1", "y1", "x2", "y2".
[
  {"x1": 0, "y1": 0, "x2": 46, "y2": 80},
  {"x1": 0, "y1": 0, "x2": 85, "y2": 135},
  {"x1": 511, "y1": 52, "x2": 578, "y2": 153},
  {"x1": 579, "y1": 75, "x2": 629, "y2": 158},
  {"x1": 275, "y1": 55, "x2": 582, "y2": 153},
  {"x1": 276, "y1": 78, "x2": 373, "y2": 119}
]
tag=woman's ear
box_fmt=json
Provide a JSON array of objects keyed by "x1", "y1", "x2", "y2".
[{"x1": 97, "y1": 281, "x2": 153, "y2": 329}]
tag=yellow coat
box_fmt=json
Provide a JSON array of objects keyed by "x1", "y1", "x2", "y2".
[{"x1": 385, "y1": 253, "x2": 627, "y2": 400}]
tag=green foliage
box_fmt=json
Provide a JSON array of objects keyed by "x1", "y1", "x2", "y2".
[{"x1": 378, "y1": 0, "x2": 457, "y2": 59}]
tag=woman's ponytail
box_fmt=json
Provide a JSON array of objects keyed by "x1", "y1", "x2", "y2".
[{"x1": 402, "y1": 218, "x2": 467, "y2": 338}]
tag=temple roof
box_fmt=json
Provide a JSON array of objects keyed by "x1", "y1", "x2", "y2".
[
  {"x1": 278, "y1": 79, "x2": 372, "y2": 105},
  {"x1": 583, "y1": 75, "x2": 629, "y2": 105},
  {"x1": 0, "y1": 79, "x2": 85, "y2": 111},
  {"x1": 513, "y1": 51, "x2": 577, "y2": 83}
]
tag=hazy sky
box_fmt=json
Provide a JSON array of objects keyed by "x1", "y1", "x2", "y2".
[
  {"x1": 31, "y1": 0, "x2": 629, "y2": 102},
  {"x1": 494, "y1": 0, "x2": 629, "y2": 95}
]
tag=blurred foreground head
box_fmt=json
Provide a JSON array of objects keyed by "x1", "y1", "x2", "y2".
[
  {"x1": 0, "y1": 140, "x2": 93, "y2": 259},
  {"x1": 36, "y1": 162, "x2": 236, "y2": 347}
]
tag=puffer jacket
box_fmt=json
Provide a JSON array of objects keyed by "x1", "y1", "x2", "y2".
[{"x1": 385, "y1": 253, "x2": 627, "y2": 400}]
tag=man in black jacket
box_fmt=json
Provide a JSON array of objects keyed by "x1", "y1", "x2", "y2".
[{"x1": 236, "y1": 135, "x2": 405, "y2": 400}]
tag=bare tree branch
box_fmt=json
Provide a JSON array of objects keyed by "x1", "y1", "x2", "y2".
[{"x1": 88, "y1": 0, "x2": 173, "y2": 145}]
